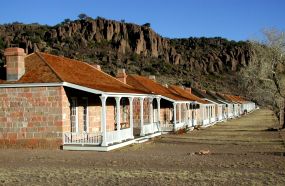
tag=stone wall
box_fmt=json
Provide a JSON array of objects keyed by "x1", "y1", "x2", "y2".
[
  {"x1": 133, "y1": 98, "x2": 151, "y2": 127},
  {"x1": 0, "y1": 86, "x2": 69, "y2": 148}
]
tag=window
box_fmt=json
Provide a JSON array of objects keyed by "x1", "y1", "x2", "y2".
[
  {"x1": 70, "y1": 98, "x2": 78, "y2": 132},
  {"x1": 83, "y1": 98, "x2": 88, "y2": 132}
]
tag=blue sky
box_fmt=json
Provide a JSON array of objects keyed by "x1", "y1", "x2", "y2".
[{"x1": 0, "y1": 0, "x2": 284, "y2": 41}]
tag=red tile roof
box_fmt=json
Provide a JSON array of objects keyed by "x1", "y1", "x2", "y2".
[
  {"x1": 0, "y1": 52, "x2": 149, "y2": 94},
  {"x1": 126, "y1": 75, "x2": 189, "y2": 101},
  {"x1": 168, "y1": 85, "x2": 209, "y2": 104},
  {"x1": 0, "y1": 53, "x2": 61, "y2": 84},
  {"x1": 220, "y1": 94, "x2": 248, "y2": 104}
]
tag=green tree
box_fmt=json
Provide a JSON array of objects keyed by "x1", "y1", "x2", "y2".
[
  {"x1": 0, "y1": 37, "x2": 5, "y2": 49},
  {"x1": 63, "y1": 18, "x2": 71, "y2": 23},
  {"x1": 142, "y1": 22, "x2": 151, "y2": 28},
  {"x1": 78, "y1": 13, "x2": 88, "y2": 20}
]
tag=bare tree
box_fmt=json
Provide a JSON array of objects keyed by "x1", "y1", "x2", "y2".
[{"x1": 240, "y1": 28, "x2": 285, "y2": 128}]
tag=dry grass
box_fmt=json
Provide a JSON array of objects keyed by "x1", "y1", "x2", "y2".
[{"x1": 0, "y1": 109, "x2": 284, "y2": 185}]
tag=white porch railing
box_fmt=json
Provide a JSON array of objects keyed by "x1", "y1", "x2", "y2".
[
  {"x1": 218, "y1": 115, "x2": 223, "y2": 121},
  {"x1": 161, "y1": 122, "x2": 186, "y2": 131},
  {"x1": 143, "y1": 122, "x2": 161, "y2": 134},
  {"x1": 153, "y1": 122, "x2": 160, "y2": 133},
  {"x1": 161, "y1": 123, "x2": 174, "y2": 131},
  {"x1": 106, "y1": 127, "x2": 133, "y2": 144},
  {"x1": 63, "y1": 132, "x2": 102, "y2": 145},
  {"x1": 228, "y1": 113, "x2": 234, "y2": 118},
  {"x1": 143, "y1": 123, "x2": 154, "y2": 135},
  {"x1": 203, "y1": 119, "x2": 210, "y2": 125},
  {"x1": 175, "y1": 122, "x2": 185, "y2": 130}
]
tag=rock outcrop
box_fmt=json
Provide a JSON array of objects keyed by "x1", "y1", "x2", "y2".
[
  {"x1": 0, "y1": 18, "x2": 252, "y2": 72},
  {"x1": 0, "y1": 17, "x2": 253, "y2": 94}
]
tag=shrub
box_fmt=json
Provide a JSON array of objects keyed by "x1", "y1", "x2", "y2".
[
  {"x1": 0, "y1": 37, "x2": 5, "y2": 49},
  {"x1": 142, "y1": 23, "x2": 151, "y2": 28},
  {"x1": 78, "y1": 13, "x2": 88, "y2": 20}
]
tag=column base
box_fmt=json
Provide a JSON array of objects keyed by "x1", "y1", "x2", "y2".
[{"x1": 101, "y1": 142, "x2": 108, "y2": 147}]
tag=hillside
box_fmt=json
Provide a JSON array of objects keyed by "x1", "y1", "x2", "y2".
[{"x1": 0, "y1": 17, "x2": 253, "y2": 96}]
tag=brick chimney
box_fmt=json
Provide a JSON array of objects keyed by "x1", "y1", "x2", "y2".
[
  {"x1": 116, "y1": 69, "x2": 127, "y2": 84},
  {"x1": 92, "y1": 64, "x2": 101, "y2": 71},
  {"x1": 4, "y1": 48, "x2": 26, "y2": 81},
  {"x1": 185, "y1": 87, "x2": 192, "y2": 94},
  {"x1": 148, "y1": 75, "x2": 156, "y2": 81}
]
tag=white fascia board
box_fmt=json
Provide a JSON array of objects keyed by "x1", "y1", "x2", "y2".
[
  {"x1": 64, "y1": 82, "x2": 153, "y2": 97},
  {"x1": 204, "y1": 98, "x2": 220, "y2": 104},
  {"x1": 0, "y1": 82, "x2": 103, "y2": 96},
  {"x1": 156, "y1": 95, "x2": 193, "y2": 103},
  {"x1": 175, "y1": 100, "x2": 193, "y2": 104},
  {"x1": 218, "y1": 99, "x2": 230, "y2": 104},
  {"x1": 63, "y1": 82, "x2": 104, "y2": 94},
  {"x1": 104, "y1": 92, "x2": 153, "y2": 97},
  {"x1": 0, "y1": 82, "x2": 157, "y2": 98},
  {"x1": 0, "y1": 82, "x2": 64, "y2": 88},
  {"x1": 202, "y1": 98, "x2": 215, "y2": 105},
  {"x1": 160, "y1": 96, "x2": 175, "y2": 102}
]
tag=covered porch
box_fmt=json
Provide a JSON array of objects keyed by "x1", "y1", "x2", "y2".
[
  {"x1": 159, "y1": 99, "x2": 195, "y2": 132},
  {"x1": 62, "y1": 88, "x2": 160, "y2": 150}
]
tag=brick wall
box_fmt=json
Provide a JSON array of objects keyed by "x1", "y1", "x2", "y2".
[
  {"x1": 133, "y1": 98, "x2": 151, "y2": 127},
  {"x1": 0, "y1": 86, "x2": 69, "y2": 148},
  {"x1": 159, "y1": 99, "x2": 173, "y2": 125}
]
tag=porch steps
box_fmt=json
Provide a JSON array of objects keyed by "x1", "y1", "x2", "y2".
[{"x1": 135, "y1": 132, "x2": 162, "y2": 144}]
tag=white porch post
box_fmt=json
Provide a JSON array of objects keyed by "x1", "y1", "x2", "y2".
[
  {"x1": 205, "y1": 106, "x2": 207, "y2": 125},
  {"x1": 149, "y1": 98, "x2": 153, "y2": 124},
  {"x1": 100, "y1": 95, "x2": 108, "y2": 147},
  {"x1": 157, "y1": 97, "x2": 161, "y2": 131},
  {"x1": 149, "y1": 98, "x2": 154, "y2": 134},
  {"x1": 173, "y1": 102, "x2": 177, "y2": 130},
  {"x1": 115, "y1": 97, "x2": 121, "y2": 141},
  {"x1": 178, "y1": 103, "x2": 182, "y2": 124},
  {"x1": 157, "y1": 97, "x2": 161, "y2": 123},
  {"x1": 194, "y1": 107, "x2": 197, "y2": 126},
  {"x1": 202, "y1": 105, "x2": 205, "y2": 125},
  {"x1": 128, "y1": 97, "x2": 134, "y2": 139},
  {"x1": 209, "y1": 106, "x2": 211, "y2": 123},
  {"x1": 186, "y1": 103, "x2": 190, "y2": 127},
  {"x1": 115, "y1": 97, "x2": 121, "y2": 131},
  {"x1": 139, "y1": 97, "x2": 145, "y2": 136}
]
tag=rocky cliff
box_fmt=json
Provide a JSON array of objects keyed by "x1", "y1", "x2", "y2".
[{"x1": 0, "y1": 17, "x2": 253, "y2": 93}]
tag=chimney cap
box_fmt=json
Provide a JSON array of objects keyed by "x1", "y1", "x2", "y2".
[
  {"x1": 117, "y1": 68, "x2": 126, "y2": 74},
  {"x1": 184, "y1": 87, "x2": 192, "y2": 94},
  {"x1": 92, "y1": 64, "x2": 101, "y2": 71},
  {"x1": 4, "y1": 48, "x2": 26, "y2": 56},
  {"x1": 148, "y1": 75, "x2": 156, "y2": 81}
]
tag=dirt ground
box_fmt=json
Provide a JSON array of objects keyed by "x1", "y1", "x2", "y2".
[{"x1": 0, "y1": 109, "x2": 285, "y2": 186}]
